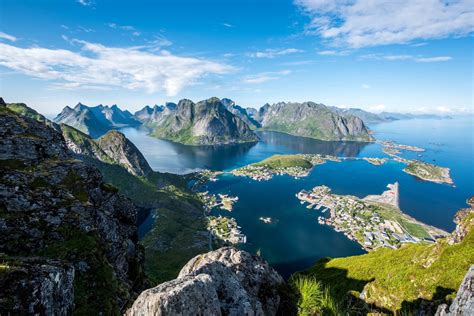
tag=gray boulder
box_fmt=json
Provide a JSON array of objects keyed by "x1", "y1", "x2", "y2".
[{"x1": 127, "y1": 247, "x2": 284, "y2": 316}]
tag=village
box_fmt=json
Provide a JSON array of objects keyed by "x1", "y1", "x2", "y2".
[
  {"x1": 231, "y1": 154, "x2": 341, "y2": 181},
  {"x1": 207, "y1": 215, "x2": 247, "y2": 244},
  {"x1": 198, "y1": 191, "x2": 239, "y2": 212},
  {"x1": 296, "y1": 183, "x2": 446, "y2": 251}
]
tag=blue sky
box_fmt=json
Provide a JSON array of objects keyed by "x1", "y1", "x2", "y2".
[{"x1": 0, "y1": 0, "x2": 473, "y2": 115}]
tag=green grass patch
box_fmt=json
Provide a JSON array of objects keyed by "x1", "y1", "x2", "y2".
[{"x1": 253, "y1": 154, "x2": 313, "y2": 169}]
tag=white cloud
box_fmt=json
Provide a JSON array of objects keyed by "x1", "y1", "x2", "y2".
[
  {"x1": 295, "y1": 0, "x2": 474, "y2": 47},
  {"x1": 361, "y1": 53, "x2": 452, "y2": 62},
  {"x1": 222, "y1": 23, "x2": 234, "y2": 28},
  {"x1": 368, "y1": 104, "x2": 386, "y2": 112},
  {"x1": 0, "y1": 32, "x2": 17, "y2": 42},
  {"x1": 107, "y1": 23, "x2": 136, "y2": 31},
  {"x1": 362, "y1": 83, "x2": 370, "y2": 89},
  {"x1": 248, "y1": 48, "x2": 304, "y2": 58},
  {"x1": 317, "y1": 49, "x2": 350, "y2": 56},
  {"x1": 436, "y1": 106, "x2": 453, "y2": 113},
  {"x1": 243, "y1": 70, "x2": 291, "y2": 84},
  {"x1": 77, "y1": 0, "x2": 92, "y2": 6},
  {"x1": 0, "y1": 40, "x2": 233, "y2": 96}
]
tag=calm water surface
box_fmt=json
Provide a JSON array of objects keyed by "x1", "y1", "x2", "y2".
[{"x1": 121, "y1": 117, "x2": 474, "y2": 277}]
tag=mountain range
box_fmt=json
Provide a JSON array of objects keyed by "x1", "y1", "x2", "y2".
[
  {"x1": 54, "y1": 102, "x2": 140, "y2": 138},
  {"x1": 54, "y1": 97, "x2": 452, "y2": 145},
  {"x1": 1, "y1": 98, "x2": 472, "y2": 315}
]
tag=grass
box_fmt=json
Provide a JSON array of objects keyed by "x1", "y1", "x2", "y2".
[
  {"x1": 253, "y1": 154, "x2": 313, "y2": 169},
  {"x1": 298, "y1": 217, "x2": 474, "y2": 313},
  {"x1": 289, "y1": 275, "x2": 340, "y2": 316}
]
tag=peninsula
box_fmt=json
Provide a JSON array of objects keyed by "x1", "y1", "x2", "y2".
[
  {"x1": 207, "y1": 215, "x2": 247, "y2": 244},
  {"x1": 231, "y1": 154, "x2": 340, "y2": 181},
  {"x1": 297, "y1": 183, "x2": 447, "y2": 251},
  {"x1": 393, "y1": 157, "x2": 453, "y2": 185}
]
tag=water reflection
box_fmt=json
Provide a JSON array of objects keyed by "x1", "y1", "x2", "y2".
[
  {"x1": 120, "y1": 127, "x2": 370, "y2": 174},
  {"x1": 256, "y1": 131, "x2": 370, "y2": 157}
]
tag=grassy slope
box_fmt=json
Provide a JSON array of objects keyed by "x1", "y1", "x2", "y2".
[
  {"x1": 253, "y1": 154, "x2": 313, "y2": 169},
  {"x1": 85, "y1": 158, "x2": 209, "y2": 284},
  {"x1": 298, "y1": 213, "x2": 474, "y2": 313}
]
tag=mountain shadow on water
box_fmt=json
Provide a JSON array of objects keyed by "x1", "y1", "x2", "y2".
[{"x1": 256, "y1": 131, "x2": 370, "y2": 157}]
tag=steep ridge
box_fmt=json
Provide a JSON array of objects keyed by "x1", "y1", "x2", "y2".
[
  {"x1": 0, "y1": 102, "x2": 146, "y2": 314},
  {"x1": 257, "y1": 101, "x2": 374, "y2": 142},
  {"x1": 221, "y1": 98, "x2": 261, "y2": 129},
  {"x1": 146, "y1": 97, "x2": 259, "y2": 145},
  {"x1": 54, "y1": 102, "x2": 140, "y2": 138}
]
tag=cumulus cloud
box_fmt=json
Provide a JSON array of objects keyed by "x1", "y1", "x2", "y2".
[
  {"x1": 243, "y1": 70, "x2": 291, "y2": 84},
  {"x1": 368, "y1": 104, "x2": 386, "y2": 112},
  {"x1": 0, "y1": 32, "x2": 17, "y2": 42},
  {"x1": 248, "y1": 48, "x2": 304, "y2": 58},
  {"x1": 361, "y1": 53, "x2": 452, "y2": 62},
  {"x1": 295, "y1": 0, "x2": 474, "y2": 47},
  {"x1": 0, "y1": 40, "x2": 233, "y2": 96}
]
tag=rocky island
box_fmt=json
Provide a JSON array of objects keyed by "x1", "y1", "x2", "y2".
[
  {"x1": 232, "y1": 154, "x2": 340, "y2": 181},
  {"x1": 297, "y1": 182, "x2": 447, "y2": 250},
  {"x1": 207, "y1": 216, "x2": 246, "y2": 244}
]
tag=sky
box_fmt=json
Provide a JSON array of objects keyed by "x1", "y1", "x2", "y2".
[{"x1": 0, "y1": 0, "x2": 473, "y2": 115}]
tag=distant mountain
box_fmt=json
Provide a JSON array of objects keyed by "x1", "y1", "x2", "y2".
[
  {"x1": 256, "y1": 101, "x2": 373, "y2": 142},
  {"x1": 134, "y1": 102, "x2": 177, "y2": 126},
  {"x1": 329, "y1": 106, "x2": 452, "y2": 126},
  {"x1": 329, "y1": 107, "x2": 389, "y2": 125},
  {"x1": 54, "y1": 103, "x2": 140, "y2": 138},
  {"x1": 220, "y1": 98, "x2": 261, "y2": 129},
  {"x1": 138, "y1": 97, "x2": 259, "y2": 145}
]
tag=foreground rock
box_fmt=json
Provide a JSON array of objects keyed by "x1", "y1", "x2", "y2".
[
  {"x1": 127, "y1": 247, "x2": 284, "y2": 315},
  {"x1": 0, "y1": 102, "x2": 146, "y2": 314},
  {"x1": 436, "y1": 266, "x2": 474, "y2": 315}
]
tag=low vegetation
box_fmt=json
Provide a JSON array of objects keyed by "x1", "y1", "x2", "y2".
[{"x1": 297, "y1": 213, "x2": 473, "y2": 314}]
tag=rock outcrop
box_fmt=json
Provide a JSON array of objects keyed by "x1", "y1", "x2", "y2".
[
  {"x1": 97, "y1": 130, "x2": 153, "y2": 176},
  {"x1": 256, "y1": 101, "x2": 373, "y2": 142},
  {"x1": 127, "y1": 247, "x2": 284, "y2": 315},
  {"x1": 146, "y1": 97, "x2": 259, "y2": 145},
  {"x1": 61, "y1": 124, "x2": 153, "y2": 177},
  {"x1": 436, "y1": 266, "x2": 474, "y2": 315},
  {"x1": 221, "y1": 98, "x2": 260, "y2": 129},
  {"x1": 0, "y1": 104, "x2": 146, "y2": 314}
]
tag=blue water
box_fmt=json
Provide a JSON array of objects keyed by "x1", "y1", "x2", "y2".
[{"x1": 121, "y1": 117, "x2": 474, "y2": 277}]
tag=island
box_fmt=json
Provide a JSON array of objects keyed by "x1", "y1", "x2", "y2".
[
  {"x1": 392, "y1": 156, "x2": 453, "y2": 185},
  {"x1": 207, "y1": 215, "x2": 247, "y2": 244},
  {"x1": 259, "y1": 217, "x2": 273, "y2": 224},
  {"x1": 231, "y1": 154, "x2": 340, "y2": 181},
  {"x1": 296, "y1": 182, "x2": 447, "y2": 251},
  {"x1": 363, "y1": 157, "x2": 388, "y2": 166},
  {"x1": 379, "y1": 140, "x2": 425, "y2": 157},
  {"x1": 198, "y1": 191, "x2": 239, "y2": 212}
]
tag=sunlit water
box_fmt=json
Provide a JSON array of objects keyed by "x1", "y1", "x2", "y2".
[{"x1": 121, "y1": 117, "x2": 474, "y2": 277}]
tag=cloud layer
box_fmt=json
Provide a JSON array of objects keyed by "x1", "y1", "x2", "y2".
[
  {"x1": 0, "y1": 40, "x2": 232, "y2": 96},
  {"x1": 296, "y1": 0, "x2": 474, "y2": 47},
  {"x1": 243, "y1": 70, "x2": 291, "y2": 84},
  {"x1": 248, "y1": 48, "x2": 303, "y2": 58}
]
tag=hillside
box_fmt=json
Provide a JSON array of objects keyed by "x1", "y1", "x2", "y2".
[
  {"x1": 147, "y1": 97, "x2": 259, "y2": 145},
  {"x1": 257, "y1": 101, "x2": 374, "y2": 142},
  {"x1": 296, "y1": 199, "x2": 474, "y2": 314},
  {"x1": 0, "y1": 102, "x2": 147, "y2": 314}
]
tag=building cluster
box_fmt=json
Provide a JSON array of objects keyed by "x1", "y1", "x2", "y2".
[
  {"x1": 297, "y1": 185, "x2": 429, "y2": 251},
  {"x1": 207, "y1": 215, "x2": 247, "y2": 244}
]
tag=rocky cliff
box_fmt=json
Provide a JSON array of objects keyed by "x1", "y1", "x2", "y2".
[
  {"x1": 436, "y1": 265, "x2": 474, "y2": 315},
  {"x1": 148, "y1": 97, "x2": 259, "y2": 145},
  {"x1": 257, "y1": 101, "x2": 373, "y2": 142},
  {"x1": 0, "y1": 102, "x2": 146, "y2": 314},
  {"x1": 221, "y1": 98, "x2": 261, "y2": 129},
  {"x1": 61, "y1": 124, "x2": 152, "y2": 177},
  {"x1": 54, "y1": 102, "x2": 140, "y2": 138},
  {"x1": 127, "y1": 247, "x2": 284, "y2": 315}
]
